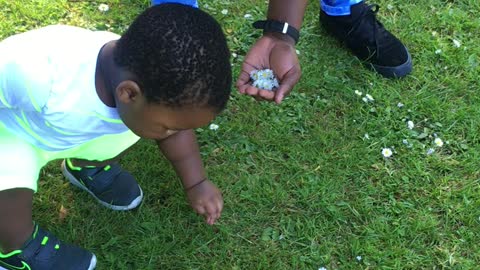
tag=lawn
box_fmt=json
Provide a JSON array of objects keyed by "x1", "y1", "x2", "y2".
[{"x1": 1, "y1": 0, "x2": 479, "y2": 269}]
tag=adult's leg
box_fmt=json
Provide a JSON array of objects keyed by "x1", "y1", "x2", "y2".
[
  {"x1": 319, "y1": 0, "x2": 412, "y2": 78},
  {"x1": 151, "y1": 0, "x2": 198, "y2": 8}
]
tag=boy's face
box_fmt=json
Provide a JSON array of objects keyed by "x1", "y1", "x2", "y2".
[
  {"x1": 115, "y1": 81, "x2": 216, "y2": 140},
  {"x1": 122, "y1": 101, "x2": 215, "y2": 140}
]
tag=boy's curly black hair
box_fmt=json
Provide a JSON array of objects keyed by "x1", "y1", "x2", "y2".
[{"x1": 114, "y1": 4, "x2": 231, "y2": 112}]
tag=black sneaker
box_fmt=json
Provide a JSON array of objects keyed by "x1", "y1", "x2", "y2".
[
  {"x1": 0, "y1": 224, "x2": 96, "y2": 270},
  {"x1": 62, "y1": 159, "x2": 143, "y2": 211},
  {"x1": 320, "y1": 2, "x2": 412, "y2": 78}
]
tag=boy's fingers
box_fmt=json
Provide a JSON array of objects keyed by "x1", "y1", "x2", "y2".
[
  {"x1": 205, "y1": 203, "x2": 217, "y2": 219},
  {"x1": 194, "y1": 205, "x2": 206, "y2": 215}
]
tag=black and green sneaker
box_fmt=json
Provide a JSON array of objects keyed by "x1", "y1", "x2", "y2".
[
  {"x1": 61, "y1": 159, "x2": 143, "y2": 211},
  {"x1": 0, "y1": 224, "x2": 96, "y2": 270}
]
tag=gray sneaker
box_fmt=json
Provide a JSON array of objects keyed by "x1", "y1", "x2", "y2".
[{"x1": 62, "y1": 159, "x2": 143, "y2": 211}]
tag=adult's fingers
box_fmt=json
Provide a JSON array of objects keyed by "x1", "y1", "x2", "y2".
[
  {"x1": 274, "y1": 66, "x2": 301, "y2": 104},
  {"x1": 236, "y1": 69, "x2": 251, "y2": 94}
]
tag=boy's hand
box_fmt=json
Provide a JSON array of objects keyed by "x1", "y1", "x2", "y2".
[{"x1": 186, "y1": 179, "x2": 223, "y2": 225}]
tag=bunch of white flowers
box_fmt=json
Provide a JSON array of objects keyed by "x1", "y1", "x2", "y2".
[{"x1": 250, "y1": 69, "x2": 279, "y2": 91}]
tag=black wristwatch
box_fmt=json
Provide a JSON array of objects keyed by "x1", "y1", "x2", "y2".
[{"x1": 253, "y1": 20, "x2": 300, "y2": 44}]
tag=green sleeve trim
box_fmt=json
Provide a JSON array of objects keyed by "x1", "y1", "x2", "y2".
[
  {"x1": 26, "y1": 84, "x2": 43, "y2": 112},
  {"x1": 0, "y1": 86, "x2": 12, "y2": 108},
  {"x1": 14, "y1": 112, "x2": 55, "y2": 148}
]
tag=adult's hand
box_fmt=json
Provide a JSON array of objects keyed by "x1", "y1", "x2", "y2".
[{"x1": 236, "y1": 33, "x2": 301, "y2": 104}]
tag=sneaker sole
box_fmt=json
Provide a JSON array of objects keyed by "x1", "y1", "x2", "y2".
[
  {"x1": 61, "y1": 161, "x2": 143, "y2": 211},
  {"x1": 0, "y1": 254, "x2": 96, "y2": 270},
  {"x1": 88, "y1": 254, "x2": 97, "y2": 270},
  {"x1": 369, "y1": 46, "x2": 412, "y2": 78}
]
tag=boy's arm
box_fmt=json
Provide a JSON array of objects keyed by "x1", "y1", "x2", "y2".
[{"x1": 156, "y1": 129, "x2": 223, "y2": 225}]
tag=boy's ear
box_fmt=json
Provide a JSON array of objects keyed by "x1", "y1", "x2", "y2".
[{"x1": 116, "y1": 80, "x2": 142, "y2": 104}]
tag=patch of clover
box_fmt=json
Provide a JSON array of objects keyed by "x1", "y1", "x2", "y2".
[{"x1": 353, "y1": 90, "x2": 456, "y2": 159}]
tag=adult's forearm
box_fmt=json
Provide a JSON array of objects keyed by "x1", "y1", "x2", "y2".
[{"x1": 267, "y1": 0, "x2": 308, "y2": 30}]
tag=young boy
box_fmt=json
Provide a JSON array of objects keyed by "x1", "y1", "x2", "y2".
[{"x1": 0, "y1": 4, "x2": 231, "y2": 270}]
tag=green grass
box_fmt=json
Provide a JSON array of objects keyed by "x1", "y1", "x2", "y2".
[{"x1": 1, "y1": 0, "x2": 480, "y2": 269}]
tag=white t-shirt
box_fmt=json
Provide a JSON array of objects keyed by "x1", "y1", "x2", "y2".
[{"x1": 0, "y1": 25, "x2": 134, "y2": 151}]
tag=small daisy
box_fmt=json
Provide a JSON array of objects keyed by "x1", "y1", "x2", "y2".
[
  {"x1": 356, "y1": 256, "x2": 362, "y2": 261},
  {"x1": 354, "y1": 90, "x2": 363, "y2": 96},
  {"x1": 365, "y1": 94, "x2": 374, "y2": 101},
  {"x1": 434, "y1": 138, "x2": 444, "y2": 147},
  {"x1": 249, "y1": 70, "x2": 259, "y2": 81},
  {"x1": 382, "y1": 148, "x2": 393, "y2": 158},
  {"x1": 209, "y1": 123, "x2": 219, "y2": 130},
  {"x1": 452, "y1": 39, "x2": 461, "y2": 48},
  {"x1": 244, "y1": 13, "x2": 252, "y2": 19},
  {"x1": 407, "y1": 120, "x2": 414, "y2": 129},
  {"x1": 98, "y1": 3, "x2": 109, "y2": 12},
  {"x1": 221, "y1": 9, "x2": 228, "y2": 15}
]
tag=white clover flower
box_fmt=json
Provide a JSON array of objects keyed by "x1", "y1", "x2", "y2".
[
  {"x1": 407, "y1": 120, "x2": 414, "y2": 129},
  {"x1": 435, "y1": 49, "x2": 442, "y2": 54},
  {"x1": 356, "y1": 256, "x2": 362, "y2": 261},
  {"x1": 382, "y1": 148, "x2": 393, "y2": 158},
  {"x1": 365, "y1": 94, "x2": 374, "y2": 101},
  {"x1": 250, "y1": 70, "x2": 259, "y2": 81},
  {"x1": 98, "y1": 3, "x2": 109, "y2": 12},
  {"x1": 257, "y1": 69, "x2": 273, "y2": 80},
  {"x1": 453, "y1": 39, "x2": 461, "y2": 48},
  {"x1": 426, "y1": 148, "x2": 435, "y2": 155},
  {"x1": 296, "y1": 49, "x2": 300, "y2": 55},
  {"x1": 364, "y1": 133, "x2": 370, "y2": 140},
  {"x1": 318, "y1": 267, "x2": 327, "y2": 270},
  {"x1": 434, "y1": 138, "x2": 444, "y2": 147},
  {"x1": 397, "y1": 102, "x2": 404, "y2": 108},
  {"x1": 362, "y1": 97, "x2": 368, "y2": 103},
  {"x1": 250, "y1": 69, "x2": 278, "y2": 90},
  {"x1": 387, "y1": 4, "x2": 393, "y2": 10},
  {"x1": 209, "y1": 123, "x2": 219, "y2": 130},
  {"x1": 221, "y1": 9, "x2": 228, "y2": 15},
  {"x1": 432, "y1": 31, "x2": 438, "y2": 37},
  {"x1": 354, "y1": 90, "x2": 363, "y2": 96},
  {"x1": 272, "y1": 78, "x2": 279, "y2": 88},
  {"x1": 231, "y1": 53, "x2": 237, "y2": 58},
  {"x1": 244, "y1": 13, "x2": 252, "y2": 19}
]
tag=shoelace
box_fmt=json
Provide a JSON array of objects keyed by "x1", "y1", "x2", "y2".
[{"x1": 347, "y1": 4, "x2": 383, "y2": 61}]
